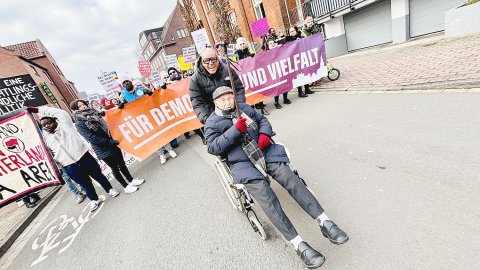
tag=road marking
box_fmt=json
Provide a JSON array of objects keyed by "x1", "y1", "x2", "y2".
[{"x1": 30, "y1": 195, "x2": 105, "y2": 267}]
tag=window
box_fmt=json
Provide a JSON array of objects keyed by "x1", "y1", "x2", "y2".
[
  {"x1": 177, "y1": 29, "x2": 188, "y2": 39},
  {"x1": 253, "y1": 0, "x2": 266, "y2": 19},
  {"x1": 229, "y1": 12, "x2": 237, "y2": 26},
  {"x1": 140, "y1": 34, "x2": 148, "y2": 48},
  {"x1": 30, "y1": 65, "x2": 39, "y2": 76},
  {"x1": 43, "y1": 70, "x2": 53, "y2": 84},
  {"x1": 192, "y1": 1, "x2": 200, "y2": 21}
]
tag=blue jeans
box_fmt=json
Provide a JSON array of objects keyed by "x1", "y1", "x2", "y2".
[
  {"x1": 64, "y1": 152, "x2": 112, "y2": 201},
  {"x1": 62, "y1": 168, "x2": 82, "y2": 195}
]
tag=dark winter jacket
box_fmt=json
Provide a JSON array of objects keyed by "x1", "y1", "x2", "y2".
[
  {"x1": 302, "y1": 23, "x2": 322, "y2": 37},
  {"x1": 74, "y1": 116, "x2": 119, "y2": 160},
  {"x1": 235, "y1": 48, "x2": 255, "y2": 60},
  {"x1": 189, "y1": 58, "x2": 246, "y2": 124},
  {"x1": 205, "y1": 103, "x2": 289, "y2": 184}
]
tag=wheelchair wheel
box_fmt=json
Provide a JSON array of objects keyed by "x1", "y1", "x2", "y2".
[
  {"x1": 214, "y1": 158, "x2": 242, "y2": 211},
  {"x1": 249, "y1": 215, "x2": 267, "y2": 240}
]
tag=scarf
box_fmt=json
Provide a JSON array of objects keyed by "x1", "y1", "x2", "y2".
[
  {"x1": 215, "y1": 105, "x2": 267, "y2": 176},
  {"x1": 74, "y1": 108, "x2": 109, "y2": 133}
]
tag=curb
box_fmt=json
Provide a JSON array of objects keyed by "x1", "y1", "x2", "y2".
[
  {"x1": 0, "y1": 186, "x2": 62, "y2": 258},
  {"x1": 312, "y1": 80, "x2": 480, "y2": 92}
]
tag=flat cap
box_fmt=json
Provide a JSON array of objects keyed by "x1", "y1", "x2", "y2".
[{"x1": 213, "y1": 86, "x2": 234, "y2": 100}]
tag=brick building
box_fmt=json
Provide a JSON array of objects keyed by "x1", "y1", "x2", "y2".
[
  {"x1": 0, "y1": 46, "x2": 72, "y2": 113},
  {"x1": 3, "y1": 39, "x2": 79, "y2": 107},
  {"x1": 293, "y1": 0, "x2": 464, "y2": 57},
  {"x1": 189, "y1": 0, "x2": 303, "y2": 46},
  {"x1": 139, "y1": 3, "x2": 194, "y2": 73}
]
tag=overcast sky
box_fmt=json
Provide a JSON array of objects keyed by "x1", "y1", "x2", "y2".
[{"x1": 0, "y1": 0, "x2": 176, "y2": 95}]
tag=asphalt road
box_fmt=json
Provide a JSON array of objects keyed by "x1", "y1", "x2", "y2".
[{"x1": 1, "y1": 90, "x2": 479, "y2": 270}]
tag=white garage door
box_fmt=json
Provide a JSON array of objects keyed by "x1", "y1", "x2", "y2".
[
  {"x1": 344, "y1": 0, "x2": 392, "y2": 51},
  {"x1": 409, "y1": 0, "x2": 464, "y2": 37}
]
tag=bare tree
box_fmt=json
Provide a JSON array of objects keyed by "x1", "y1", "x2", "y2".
[
  {"x1": 178, "y1": 0, "x2": 201, "y2": 34},
  {"x1": 207, "y1": 0, "x2": 241, "y2": 42}
]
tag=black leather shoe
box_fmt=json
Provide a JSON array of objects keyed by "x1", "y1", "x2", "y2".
[
  {"x1": 274, "y1": 102, "x2": 282, "y2": 109},
  {"x1": 283, "y1": 99, "x2": 292, "y2": 104},
  {"x1": 261, "y1": 108, "x2": 270, "y2": 115},
  {"x1": 298, "y1": 93, "x2": 308, "y2": 98},
  {"x1": 296, "y1": 242, "x2": 325, "y2": 269},
  {"x1": 321, "y1": 220, "x2": 349, "y2": 245},
  {"x1": 305, "y1": 89, "x2": 315, "y2": 94}
]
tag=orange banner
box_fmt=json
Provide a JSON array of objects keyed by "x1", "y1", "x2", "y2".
[{"x1": 104, "y1": 79, "x2": 203, "y2": 160}]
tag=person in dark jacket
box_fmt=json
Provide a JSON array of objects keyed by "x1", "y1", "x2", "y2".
[
  {"x1": 70, "y1": 99, "x2": 144, "y2": 194},
  {"x1": 204, "y1": 86, "x2": 349, "y2": 269},
  {"x1": 266, "y1": 39, "x2": 291, "y2": 109},
  {"x1": 189, "y1": 48, "x2": 246, "y2": 124},
  {"x1": 302, "y1": 16, "x2": 324, "y2": 38},
  {"x1": 286, "y1": 26, "x2": 315, "y2": 97},
  {"x1": 167, "y1": 67, "x2": 183, "y2": 83}
]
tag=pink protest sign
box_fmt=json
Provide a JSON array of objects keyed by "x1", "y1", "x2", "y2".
[
  {"x1": 251, "y1": 18, "x2": 270, "y2": 38},
  {"x1": 138, "y1": 61, "x2": 151, "y2": 77}
]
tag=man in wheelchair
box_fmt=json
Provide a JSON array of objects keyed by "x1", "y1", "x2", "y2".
[{"x1": 204, "y1": 86, "x2": 349, "y2": 269}]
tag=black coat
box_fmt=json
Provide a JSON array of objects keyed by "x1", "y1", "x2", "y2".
[
  {"x1": 205, "y1": 104, "x2": 289, "y2": 184},
  {"x1": 235, "y1": 48, "x2": 255, "y2": 60},
  {"x1": 189, "y1": 58, "x2": 245, "y2": 124},
  {"x1": 75, "y1": 120, "x2": 119, "y2": 160}
]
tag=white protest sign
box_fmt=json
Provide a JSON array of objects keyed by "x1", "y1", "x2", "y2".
[
  {"x1": 0, "y1": 111, "x2": 62, "y2": 207},
  {"x1": 97, "y1": 72, "x2": 120, "y2": 97},
  {"x1": 182, "y1": 46, "x2": 197, "y2": 63},
  {"x1": 163, "y1": 54, "x2": 180, "y2": 69},
  {"x1": 191, "y1": 28, "x2": 211, "y2": 54}
]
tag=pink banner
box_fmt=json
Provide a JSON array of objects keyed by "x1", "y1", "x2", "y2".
[{"x1": 235, "y1": 34, "x2": 328, "y2": 105}]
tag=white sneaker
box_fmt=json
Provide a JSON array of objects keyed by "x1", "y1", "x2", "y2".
[
  {"x1": 124, "y1": 184, "x2": 138, "y2": 194},
  {"x1": 90, "y1": 200, "x2": 100, "y2": 212},
  {"x1": 159, "y1": 154, "x2": 167, "y2": 164},
  {"x1": 168, "y1": 150, "x2": 177, "y2": 158},
  {"x1": 109, "y1": 188, "x2": 120, "y2": 198},
  {"x1": 75, "y1": 193, "x2": 86, "y2": 204},
  {"x1": 130, "y1": 178, "x2": 144, "y2": 186}
]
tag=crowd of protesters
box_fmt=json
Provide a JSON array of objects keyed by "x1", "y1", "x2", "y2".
[
  {"x1": 19, "y1": 16, "x2": 344, "y2": 269},
  {"x1": 24, "y1": 16, "x2": 324, "y2": 211}
]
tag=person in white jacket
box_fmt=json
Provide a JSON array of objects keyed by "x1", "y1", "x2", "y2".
[{"x1": 27, "y1": 106, "x2": 120, "y2": 212}]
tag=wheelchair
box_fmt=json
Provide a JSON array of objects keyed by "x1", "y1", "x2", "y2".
[{"x1": 213, "y1": 143, "x2": 318, "y2": 241}]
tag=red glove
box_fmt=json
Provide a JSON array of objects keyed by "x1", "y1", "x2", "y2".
[
  {"x1": 235, "y1": 118, "x2": 247, "y2": 133},
  {"x1": 257, "y1": 133, "x2": 271, "y2": 150}
]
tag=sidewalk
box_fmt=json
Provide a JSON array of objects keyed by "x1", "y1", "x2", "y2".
[
  {"x1": 0, "y1": 187, "x2": 61, "y2": 258},
  {"x1": 314, "y1": 33, "x2": 480, "y2": 91}
]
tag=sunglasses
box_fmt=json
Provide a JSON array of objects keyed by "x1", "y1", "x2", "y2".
[{"x1": 202, "y1": 57, "x2": 218, "y2": 64}]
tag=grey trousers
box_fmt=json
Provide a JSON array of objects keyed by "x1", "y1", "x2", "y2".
[{"x1": 244, "y1": 162, "x2": 324, "y2": 241}]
